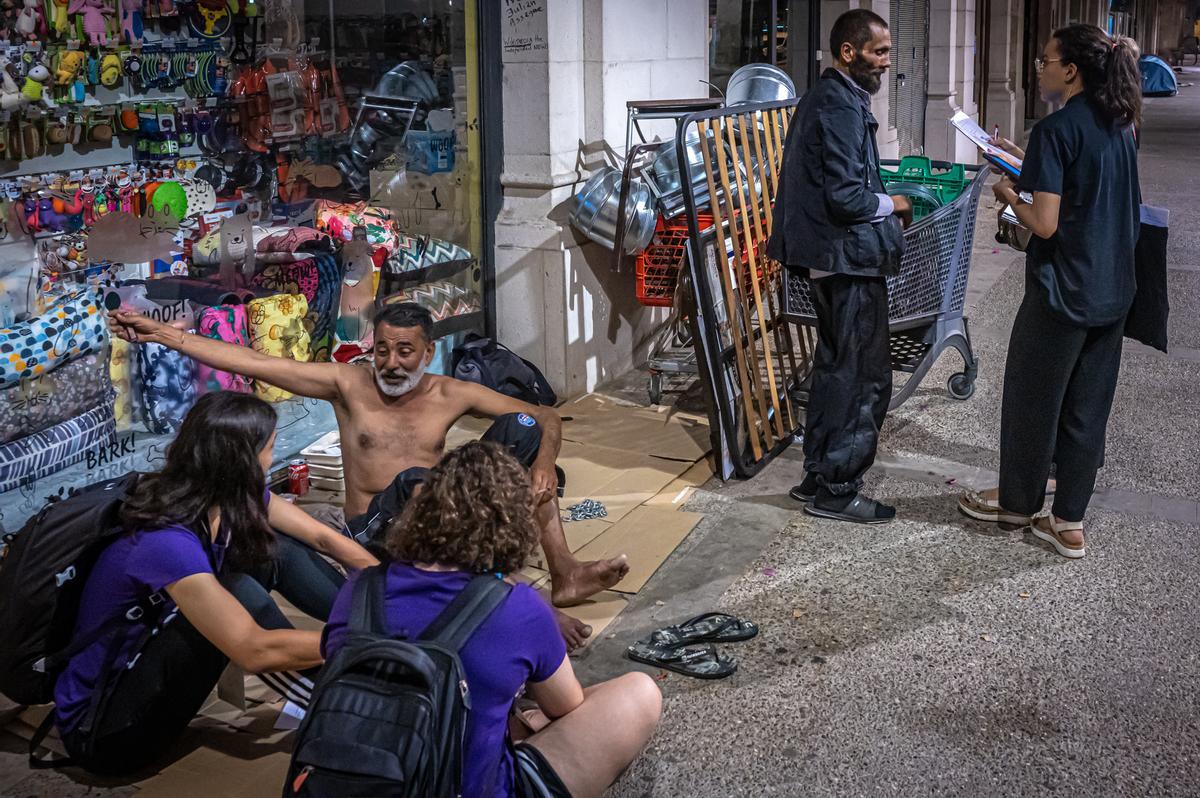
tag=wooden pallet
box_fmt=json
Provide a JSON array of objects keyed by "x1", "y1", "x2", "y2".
[{"x1": 681, "y1": 100, "x2": 815, "y2": 476}]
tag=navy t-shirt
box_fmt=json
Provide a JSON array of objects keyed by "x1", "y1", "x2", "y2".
[
  {"x1": 322, "y1": 564, "x2": 566, "y2": 798},
  {"x1": 1017, "y1": 94, "x2": 1141, "y2": 326}
]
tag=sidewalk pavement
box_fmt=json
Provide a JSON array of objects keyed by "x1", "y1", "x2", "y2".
[{"x1": 587, "y1": 70, "x2": 1200, "y2": 797}]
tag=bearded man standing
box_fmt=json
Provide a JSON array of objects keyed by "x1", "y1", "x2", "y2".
[{"x1": 768, "y1": 9, "x2": 913, "y2": 524}]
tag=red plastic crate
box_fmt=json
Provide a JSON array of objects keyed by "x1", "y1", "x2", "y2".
[{"x1": 635, "y1": 214, "x2": 712, "y2": 307}]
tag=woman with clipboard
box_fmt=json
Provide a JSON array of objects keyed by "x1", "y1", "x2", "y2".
[{"x1": 959, "y1": 24, "x2": 1143, "y2": 560}]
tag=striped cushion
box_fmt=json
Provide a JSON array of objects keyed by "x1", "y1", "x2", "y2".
[{"x1": 0, "y1": 404, "x2": 117, "y2": 493}]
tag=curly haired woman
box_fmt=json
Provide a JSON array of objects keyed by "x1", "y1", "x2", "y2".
[{"x1": 322, "y1": 441, "x2": 662, "y2": 798}]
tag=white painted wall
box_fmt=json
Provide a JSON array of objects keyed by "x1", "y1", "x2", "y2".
[{"x1": 494, "y1": 0, "x2": 709, "y2": 399}]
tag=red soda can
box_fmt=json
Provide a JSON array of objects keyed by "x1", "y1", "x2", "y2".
[{"x1": 288, "y1": 459, "x2": 310, "y2": 496}]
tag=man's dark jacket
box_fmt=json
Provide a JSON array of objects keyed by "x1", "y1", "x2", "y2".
[{"x1": 767, "y1": 68, "x2": 904, "y2": 277}]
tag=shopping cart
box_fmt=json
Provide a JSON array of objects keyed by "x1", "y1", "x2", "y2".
[{"x1": 782, "y1": 157, "x2": 991, "y2": 409}]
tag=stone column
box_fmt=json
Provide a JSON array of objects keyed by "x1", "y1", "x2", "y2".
[
  {"x1": 984, "y1": 0, "x2": 1023, "y2": 141},
  {"x1": 924, "y1": 0, "x2": 977, "y2": 162}
]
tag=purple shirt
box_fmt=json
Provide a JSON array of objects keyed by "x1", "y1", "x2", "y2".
[
  {"x1": 53, "y1": 524, "x2": 221, "y2": 735},
  {"x1": 322, "y1": 563, "x2": 566, "y2": 798}
]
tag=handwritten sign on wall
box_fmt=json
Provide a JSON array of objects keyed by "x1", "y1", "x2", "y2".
[{"x1": 503, "y1": 0, "x2": 548, "y2": 54}]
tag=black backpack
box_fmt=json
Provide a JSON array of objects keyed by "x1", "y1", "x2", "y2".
[
  {"x1": 283, "y1": 565, "x2": 512, "y2": 798},
  {"x1": 0, "y1": 473, "x2": 153, "y2": 708},
  {"x1": 452, "y1": 334, "x2": 558, "y2": 407}
]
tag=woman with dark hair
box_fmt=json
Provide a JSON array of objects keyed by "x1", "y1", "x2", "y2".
[
  {"x1": 52, "y1": 392, "x2": 377, "y2": 775},
  {"x1": 959, "y1": 25, "x2": 1142, "y2": 558},
  {"x1": 322, "y1": 441, "x2": 662, "y2": 798}
]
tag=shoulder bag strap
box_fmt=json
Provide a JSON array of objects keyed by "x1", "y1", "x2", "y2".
[
  {"x1": 347, "y1": 564, "x2": 388, "y2": 636},
  {"x1": 419, "y1": 575, "x2": 512, "y2": 653}
]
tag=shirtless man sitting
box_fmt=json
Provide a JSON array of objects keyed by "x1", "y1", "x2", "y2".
[{"x1": 107, "y1": 302, "x2": 628, "y2": 648}]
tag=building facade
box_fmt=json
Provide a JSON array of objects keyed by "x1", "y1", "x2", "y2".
[{"x1": 491, "y1": 0, "x2": 1191, "y2": 397}]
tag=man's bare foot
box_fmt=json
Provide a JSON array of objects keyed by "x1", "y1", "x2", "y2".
[
  {"x1": 550, "y1": 555, "x2": 630, "y2": 608},
  {"x1": 555, "y1": 610, "x2": 593, "y2": 651}
]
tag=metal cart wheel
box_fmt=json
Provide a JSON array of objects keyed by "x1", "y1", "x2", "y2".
[
  {"x1": 648, "y1": 371, "x2": 664, "y2": 405},
  {"x1": 947, "y1": 371, "x2": 975, "y2": 401}
]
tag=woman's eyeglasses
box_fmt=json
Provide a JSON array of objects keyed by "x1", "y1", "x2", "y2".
[{"x1": 1034, "y1": 57, "x2": 1062, "y2": 73}]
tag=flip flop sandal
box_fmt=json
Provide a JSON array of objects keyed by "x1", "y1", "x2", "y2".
[
  {"x1": 626, "y1": 641, "x2": 737, "y2": 680},
  {"x1": 647, "y1": 612, "x2": 759, "y2": 647},
  {"x1": 958, "y1": 490, "x2": 1033, "y2": 526},
  {"x1": 1029, "y1": 512, "x2": 1086, "y2": 559},
  {"x1": 805, "y1": 494, "x2": 894, "y2": 525}
]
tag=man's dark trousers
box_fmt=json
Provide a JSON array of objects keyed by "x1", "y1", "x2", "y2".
[{"x1": 803, "y1": 274, "x2": 891, "y2": 495}]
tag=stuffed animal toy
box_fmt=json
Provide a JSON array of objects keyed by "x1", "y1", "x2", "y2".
[
  {"x1": 21, "y1": 63, "x2": 52, "y2": 104},
  {"x1": 0, "y1": 58, "x2": 27, "y2": 110},
  {"x1": 51, "y1": 0, "x2": 69, "y2": 33},
  {"x1": 55, "y1": 50, "x2": 86, "y2": 86},
  {"x1": 119, "y1": 0, "x2": 142, "y2": 43},
  {"x1": 99, "y1": 52, "x2": 122, "y2": 87},
  {"x1": 21, "y1": 64, "x2": 52, "y2": 107},
  {"x1": 68, "y1": 0, "x2": 113, "y2": 46},
  {"x1": 15, "y1": 0, "x2": 45, "y2": 41}
]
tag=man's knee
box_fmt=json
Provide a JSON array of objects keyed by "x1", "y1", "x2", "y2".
[
  {"x1": 481, "y1": 412, "x2": 543, "y2": 467},
  {"x1": 220, "y1": 572, "x2": 276, "y2": 622}
]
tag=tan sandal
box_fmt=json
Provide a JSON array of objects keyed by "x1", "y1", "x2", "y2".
[
  {"x1": 1030, "y1": 512, "x2": 1085, "y2": 559},
  {"x1": 958, "y1": 490, "x2": 1032, "y2": 525}
]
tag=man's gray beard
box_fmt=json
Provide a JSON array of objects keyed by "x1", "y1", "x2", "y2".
[{"x1": 374, "y1": 363, "x2": 424, "y2": 397}]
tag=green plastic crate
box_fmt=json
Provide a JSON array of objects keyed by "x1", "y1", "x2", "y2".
[{"x1": 880, "y1": 156, "x2": 970, "y2": 220}]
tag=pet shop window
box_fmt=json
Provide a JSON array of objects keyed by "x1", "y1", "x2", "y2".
[{"x1": 0, "y1": 0, "x2": 493, "y2": 524}]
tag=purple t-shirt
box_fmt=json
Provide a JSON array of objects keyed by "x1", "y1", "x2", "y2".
[
  {"x1": 322, "y1": 564, "x2": 566, "y2": 798},
  {"x1": 53, "y1": 525, "x2": 225, "y2": 735}
]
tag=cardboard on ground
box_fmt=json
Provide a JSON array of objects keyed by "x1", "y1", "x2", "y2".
[
  {"x1": 559, "y1": 394, "x2": 711, "y2": 463},
  {"x1": 548, "y1": 589, "x2": 629, "y2": 644},
  {"x1": 573, "y1": 505, "x2": 704, "y2": 595}
]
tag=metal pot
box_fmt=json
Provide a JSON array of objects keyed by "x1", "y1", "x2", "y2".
[
  {"x1": 570, "y1": 167, "x2": 657, "y2": 254},
  {"x1": 726, "y1": 63, "x2": 796, "y2": 105},
  {"x1": 649, "y1": 128, "x2": 710, "y2": 196}
]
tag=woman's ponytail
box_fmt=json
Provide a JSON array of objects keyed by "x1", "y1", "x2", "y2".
[
  {"x1": 1099, "y1": 35, "x2": 1143, "y2": 128},
  {"x1": 1054, "y1": 24, "x2": 1144, "y2": 128}
]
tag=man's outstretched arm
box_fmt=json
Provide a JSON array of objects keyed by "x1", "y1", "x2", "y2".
[{"x1": 108, "y1": 310, "x2": 344, "y2": 403}]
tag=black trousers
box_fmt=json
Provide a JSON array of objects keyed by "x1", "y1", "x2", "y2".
[
  {"x1": 62, "y1": 535, "x2": 342, "y2": 776},
  {"x1": 998, "y1": 287, "x2": 1125, "y2": 522},
  {"x1": 345, "y1": 413, "x2": 562, "y2": 549},
  {"x1": 803, "y1": 275, "x2": 892, "y2": 495}
]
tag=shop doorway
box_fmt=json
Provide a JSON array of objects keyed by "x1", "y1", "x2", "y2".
[{"x1": 889, "y1": 0, "x2": 929, "y2": 155}]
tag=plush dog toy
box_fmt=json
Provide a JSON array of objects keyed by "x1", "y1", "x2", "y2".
[{"x1": 68, "y1": 0, "x2": 113, "y2": 46}]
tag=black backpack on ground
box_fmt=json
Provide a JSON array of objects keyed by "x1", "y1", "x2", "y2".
[
  {"x1": 452, "y1": 333, "x2": 558, "y2": 407},
  {"x1": 0, "y1": 473, "x2": 152, "y2": 708},
  {"x1": 283, "y1": 565, "x2": 512, "y2": 798}
]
